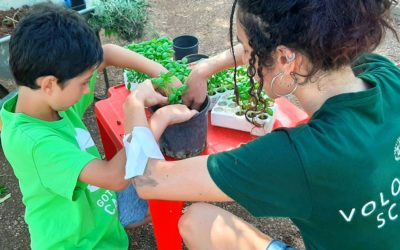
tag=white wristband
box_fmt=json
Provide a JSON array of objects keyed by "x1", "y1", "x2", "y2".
[{"x1": 123, "y1": 127, "x2": 164, "y2": 179}]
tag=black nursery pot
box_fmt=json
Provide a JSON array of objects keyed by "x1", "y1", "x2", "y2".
[
  {"x1": 183, "y1": 53, "x2": 209, "y2": 63},
  {"x1": 173, "y1": 35, "x2": 199, "y2": 60},
  {"x1": 160, "y1": 96, "x2": 210, "y2": 159}
]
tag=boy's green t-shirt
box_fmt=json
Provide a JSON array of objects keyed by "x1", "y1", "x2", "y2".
[
  {"x1": 0, "y1": 73, "x2": 128, "y2": 249},
  {"x1": 208, "y1": 54, "x2": 400, "y2": 249}
]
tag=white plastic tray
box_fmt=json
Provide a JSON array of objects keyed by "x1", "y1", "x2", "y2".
[{"x1": 211, "y1": 92, "x2": 277, "y2": 136}]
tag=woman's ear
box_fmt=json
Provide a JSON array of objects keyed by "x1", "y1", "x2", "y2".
[
  {"x1": 36, "y1": 76, "x2": 58, "y2": 95},
  {"x1": 275, "y1": 46, "x2": 296, "y2": 73}
]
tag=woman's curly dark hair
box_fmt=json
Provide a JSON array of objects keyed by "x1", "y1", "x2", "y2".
[{"x1": 229, "y1": 0, "x2": 398, "y2": 122}]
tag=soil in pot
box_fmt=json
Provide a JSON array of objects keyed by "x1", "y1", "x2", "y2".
[
  {"x1": 159, "y1": 96, "x2": 210, "y2": 159},
  {"x1": 246, "y1": 111, "x2": 257, "y2": 119},
  {"x1": 258, "y1": 114, "x2": 268, "y2": 120},
  {"x1": 216, "y1": 87, "x2": 225, "y2": 93},
  {"x1": 235, "y1": 110, "x2": 245, "y2": 116}
]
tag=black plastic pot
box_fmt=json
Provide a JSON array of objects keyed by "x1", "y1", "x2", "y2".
[
  {"x1": 160, "y1": 96, "x2": 210, "y2": 159},
  {"x1": 183, "y1": 53, "x2": 208, "y2": 63},
  {"x1": 173, "y1": 35, "x2": 199, "y2": 60}
]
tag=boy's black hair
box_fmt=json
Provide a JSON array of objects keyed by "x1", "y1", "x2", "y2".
[{"x1": 9, "y1": 3, "x2": 103, "y2": 89}]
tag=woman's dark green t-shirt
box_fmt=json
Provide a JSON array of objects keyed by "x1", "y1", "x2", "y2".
[{"x1": 208, "y1": 54, "x2": 400, "y2": 250}]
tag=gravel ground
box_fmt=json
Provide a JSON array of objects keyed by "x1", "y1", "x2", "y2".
[{"x1": 1, "y1": 1, "x2": 400, "y2": 249}]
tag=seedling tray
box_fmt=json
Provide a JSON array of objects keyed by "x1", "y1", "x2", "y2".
[{"x1": 211, "y1": 92, "x2": 277, "y2": 136}]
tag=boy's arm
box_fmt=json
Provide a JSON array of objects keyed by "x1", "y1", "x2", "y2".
[
  {"x1": 124, "y1": 83, "x2": 232, "y2": 202},
  {"x1": 78, "y1": 81, "x2": 196, "y2": 191},
  {"x1": 71, "y1": 43, "x2": 176, "y2": 118},
  {"x1": 99, "y1": 44, "x2": 170, "y2": 78},
  {"x1": 78, "y1": 81, "x2": 166, "y2": 191}
]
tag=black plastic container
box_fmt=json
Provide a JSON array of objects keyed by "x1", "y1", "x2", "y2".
[
  {"x1": 173, "y1": 35, "x2": 199, "y2": 60},
  {"x1": 184, "y1": 53, "x2": 209, "y2": 63},
  {"x1": 160, "y1": 96, "x2": 210, "y2": 159}
]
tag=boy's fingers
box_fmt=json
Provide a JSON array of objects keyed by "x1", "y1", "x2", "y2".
[
  {"x1": 156, "y1": 93, "x2": 168, "y2": 105},
  {"x1": 190, "y1": 109, "x2": 199, "y2": 117},
  {"x1": 143, "y1": 79, "x2": 153, "y2": 85}
]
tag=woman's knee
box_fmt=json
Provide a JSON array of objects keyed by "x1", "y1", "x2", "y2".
[{"x1": 178, "y1": 202, "x2": 210, "y2": 238}]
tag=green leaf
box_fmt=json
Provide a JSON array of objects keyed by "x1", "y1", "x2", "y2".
[
  {"x1": 151, "y1": 78, "x2": 164, "y2": 87},
  {"x1": 266, "y1": 107, "x2": 274, "y2": 116},
  {"x1": 178, "y1": 85, "x2": 188, "y2": 92},
  {"x1": 181, "y1": 57, "x2": 188, "y2": 64},
  {"x1": 168, "y1": 93, "x2": 176, "y2": 103},
  {"x1": 162, "y1": 52, "x2": 170, "y2": 59}
]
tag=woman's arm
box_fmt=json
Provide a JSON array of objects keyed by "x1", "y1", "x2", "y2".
[
  {"x1": 132, "y1": 156, "x2": 233, "y2": 202},
  {"x1": 183, "y1": 44, "x2": 245, "y2": 109}
]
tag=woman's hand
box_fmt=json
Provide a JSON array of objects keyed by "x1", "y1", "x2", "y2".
[{"x1": 182, "y1": 63, "x2": 209, "y2": 110}]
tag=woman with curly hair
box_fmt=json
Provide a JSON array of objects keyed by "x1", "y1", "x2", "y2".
[{"x1": 126, "y1": 0, "x2": 400, "y2": 249}]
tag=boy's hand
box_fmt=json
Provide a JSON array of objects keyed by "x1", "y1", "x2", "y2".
[
  {"x1": 155, "y1": 104, "x2": 198, "y2": 126},
  {"x1": 149, "y1": 104, "x2": 198, "y2": 141},
  {"x1": 125, "y1": 80, "x2": 168, "y2": 109}
]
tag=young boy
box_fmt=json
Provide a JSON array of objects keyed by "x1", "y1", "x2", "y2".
[{"x1": 0, "y1": 3, "x2": 196, "y2": 249}]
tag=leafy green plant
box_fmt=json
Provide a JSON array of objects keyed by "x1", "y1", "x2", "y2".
[
  {"x1": 125, "y1": 37, "x2": 192, "y2": 104},
  {"x1": 127, "y1": 37, "x2": 174, "y2": 61},
  {"x1": 150, "y1": 72, "x2": 189, "y2": 104},
  {"x1": 88, "y1": 0, "x2": 149, "y2": 41},
  {"x1": 208, "y1": 65, "x2": 275, "y2": 114},
  {"x1": 207, "y1": 71, "x2": 225, "y2": 94}
]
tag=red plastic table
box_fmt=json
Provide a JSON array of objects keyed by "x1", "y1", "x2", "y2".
[{"x1": 94, "y1": 84, "x2": 309, "y2": 250}]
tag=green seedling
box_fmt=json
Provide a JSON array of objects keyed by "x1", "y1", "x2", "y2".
[
  {"x1": 151, "y1": 71, "x2": 189, "y2": 104},
  {"x1": 168, "y1": 85, "x2": 189, "y2": 104},
  {"x1": 209, "y1": 65, "x2": 275, "y2": 115},
  {"x1": 124, "y1": 37, "x2": 191, "y2": 102}
]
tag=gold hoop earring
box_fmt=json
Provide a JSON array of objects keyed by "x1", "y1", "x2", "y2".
[{"x1": 270, "y1": 72, "x2": 298, "y2": 97}]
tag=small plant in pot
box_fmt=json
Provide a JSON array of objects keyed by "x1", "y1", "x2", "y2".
[
  {"x1": 150, "y1": 71, "x2": 188, "y2": 105},
  {"x1": 124, "y1": 37, "x2": 210, "y2": 159},
  {"x1": 149, "y1": 71, "x2": 210, "y2": 159}
]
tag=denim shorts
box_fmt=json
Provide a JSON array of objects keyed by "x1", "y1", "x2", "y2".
[
  {"x1": 117, "y1": 184, "x2": 148, "y2": 227},
  {"x1": 266, "y1": 240, "x2": 296, "y2": 250}
]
